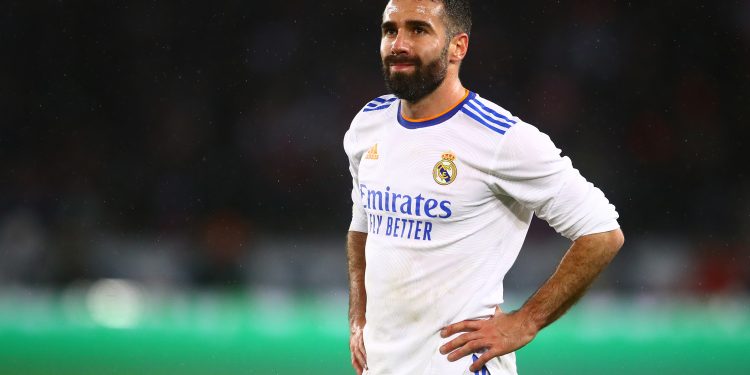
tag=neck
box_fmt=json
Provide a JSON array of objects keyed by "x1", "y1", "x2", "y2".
[{"x1": 400, "y1": 77, "x2": 467, "y2": 120}]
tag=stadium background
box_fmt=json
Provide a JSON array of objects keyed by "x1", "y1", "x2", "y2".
[{"x1": 1, "y1": 1, "x2": 748, "y2": 374}]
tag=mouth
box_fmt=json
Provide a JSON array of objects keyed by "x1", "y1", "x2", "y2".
[
  {"x1": 389, "y1": 62, "x2": 416, "y2": 72},
  {"x1": 385, "y1": 55, "x2": 419, "y2": 73}
]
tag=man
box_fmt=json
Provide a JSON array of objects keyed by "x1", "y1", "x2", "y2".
[{"x1": 343, "y1": 1, "x2": 624, "y2": 374}]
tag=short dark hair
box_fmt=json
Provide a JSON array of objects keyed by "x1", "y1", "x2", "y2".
[{"x1": 438, "y1": 0, "x2": 472, "y2": 37}]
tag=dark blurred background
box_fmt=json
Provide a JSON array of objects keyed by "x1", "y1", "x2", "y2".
[
  {"x1": 2, "y1": 0, "x2": 747, "y2": 291},
  {"x1": 1, "y1": 1, "x2": 749, "y2": 374}
]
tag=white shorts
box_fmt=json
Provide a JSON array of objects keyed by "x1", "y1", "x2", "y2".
[{"x1": 362, "y1": 351, "x2": 517, "y2": 375}]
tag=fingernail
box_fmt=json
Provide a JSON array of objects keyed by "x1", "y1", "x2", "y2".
[
  {"x1": 439, "y1": 346, "x2": 445, "y2": 354},
  {"x1": 440, "y1": 328, "x2": 446, "y2": 337}
]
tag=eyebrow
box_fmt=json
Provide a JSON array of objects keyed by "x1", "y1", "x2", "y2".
[{"x1": 381, "y1": 20, "x2": 435, "y2": 32}]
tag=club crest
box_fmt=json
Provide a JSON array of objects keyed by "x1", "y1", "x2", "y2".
[{"x1": 433, "y1": 152, "x2": 457, "y2": 185}]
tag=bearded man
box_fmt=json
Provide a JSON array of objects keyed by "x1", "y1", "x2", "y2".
[{"x1": 343, "y1": 1, "x2": 624, "y2": 374}]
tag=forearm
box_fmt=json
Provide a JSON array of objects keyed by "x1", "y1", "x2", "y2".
[
  {"x1": 519, "y1": 228, "x2": 624, "y2": 331},
  {"x1": 347, "y1": 231, "x2": 368, "y2": 328}
]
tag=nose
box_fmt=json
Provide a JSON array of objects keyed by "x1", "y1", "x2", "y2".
[{"x1": 391, "y1": 30, "x2": 410, "y2": 55}]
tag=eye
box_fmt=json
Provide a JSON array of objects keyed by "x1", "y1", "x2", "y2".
[
  {"x1": 413, "y1": 27, "x2": 426, "y2": 34},
  {"x1": 383, "y1": 28, "x2": 397, "y2": 37}
]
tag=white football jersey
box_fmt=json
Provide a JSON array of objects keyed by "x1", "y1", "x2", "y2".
[{"x1": 344, "y1": 90, "x2": 619, "y2": 375}]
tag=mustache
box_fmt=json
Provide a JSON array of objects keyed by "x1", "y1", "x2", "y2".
[{"x1": 384, "y1": 55, "x2": 421, "y2": 65}]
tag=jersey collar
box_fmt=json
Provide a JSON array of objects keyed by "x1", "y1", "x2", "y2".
[{"x1": 397, "y1": 90, "x2": 475, "y2": 129}]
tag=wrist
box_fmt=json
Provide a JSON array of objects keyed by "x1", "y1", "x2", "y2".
[
  {"x1": 349, "y1": 316, "x2": 366, "y2": 331},
  {"x1": 512, "y1": 308, "x2": 543, "y2": 335}
]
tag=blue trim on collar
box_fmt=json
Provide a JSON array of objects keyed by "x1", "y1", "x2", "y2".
[{"x1": 397, "y1": 91, "x2": 476, "y2": 129}]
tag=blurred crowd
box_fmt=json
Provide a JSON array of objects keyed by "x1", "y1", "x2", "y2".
[{"x1": 1, "y1": 1, "x2": 748, "y2": 292}]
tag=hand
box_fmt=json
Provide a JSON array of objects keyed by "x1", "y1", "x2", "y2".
[
  {"x1": 350, "y1": 322, "x2": 367, "y2": 374},
  {"x1": 439, "y1": 307, "x2": 538, "y2": 372}
]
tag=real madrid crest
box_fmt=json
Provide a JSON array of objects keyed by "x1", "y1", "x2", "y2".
[{"x1": 433, "y1": 152, "x2": 457, "y2": 185}]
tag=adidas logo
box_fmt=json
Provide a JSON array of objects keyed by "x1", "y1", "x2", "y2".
[{"x1": 365, "y1": 144, "x2": 379, "y2": 160}]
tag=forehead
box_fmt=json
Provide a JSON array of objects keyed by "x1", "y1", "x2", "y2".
[{"x1": 383, "y1": 0, "x2": 445, "y2": 24}]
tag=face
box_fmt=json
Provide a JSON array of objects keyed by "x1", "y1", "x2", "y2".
[{"x1": 381, "y1": 0, "x2": 451, "y2": 103}]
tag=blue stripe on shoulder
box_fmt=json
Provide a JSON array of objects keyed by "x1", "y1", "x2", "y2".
[
  {"x1": 362, "y1": 96, "x2": 397, "y2": 112},
  {"x1": 473, "y1": 98, "x2": 517, "y2": 124},
  {"x1": 466, "y1": 100, "x2": 512, "y2": 129},
  {"x1": 461, "y1": 107, "x2": 508, "y2": 135}
]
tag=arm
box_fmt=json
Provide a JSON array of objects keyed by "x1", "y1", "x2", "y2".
[
  {"x1": 440, "y1": 228, "x2": 624, "y2": 371},
  {"x1": 518, "y1": 228, "x2": 623, "y2": 329},
  {"x1": 438, "y1": 121, "x2": 621, "y2": 371},
  {"x1": 348, "y1": 230, "x2": 368, "y2": 375},
  {"x1": 344, "y1": 123, "x2": 369, "y2": 374}
]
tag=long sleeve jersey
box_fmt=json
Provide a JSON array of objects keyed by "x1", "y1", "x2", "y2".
[{"x1": 344, "y1": 90, "x2": 620, "y2": 375}]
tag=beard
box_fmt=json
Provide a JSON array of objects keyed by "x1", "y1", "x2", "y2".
[{"x1": 382, "y1": 45, "x2": 449, "y2": 103}]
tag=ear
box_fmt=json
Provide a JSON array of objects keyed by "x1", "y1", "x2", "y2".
[{"x1": 449, "y1": 33, "x2": 469, "y2": 63}]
